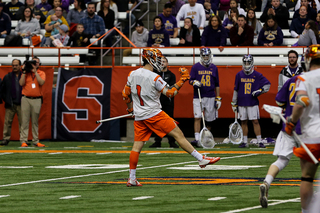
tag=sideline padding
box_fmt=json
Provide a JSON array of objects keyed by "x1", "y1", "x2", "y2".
[
  {"x1": 111, "y1": 66, "x2": 281, "y2": 118},
  {"x1": 0, "y1": 67, "x2": 54, "y2": 140}
]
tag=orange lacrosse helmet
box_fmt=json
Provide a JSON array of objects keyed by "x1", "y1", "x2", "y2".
[
  {"x1": 305, "y1": 44, "x2": 320, "y2": 71},
  {"x1": 142, "y1": 48, "x2": 164, "y2": 71}
]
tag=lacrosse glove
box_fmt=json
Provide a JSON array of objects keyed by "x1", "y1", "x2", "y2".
[
  {"x1": 231, "y1": 102, "x2": 238, "y2": 112},
  {"x1": 192, "y1": 80, "x2": 201, "y2": 89},
  {"x1": 215, "y1": 96, "x2": 222, "y2": 110},
  {"x1": 252, "y1": 88, "x2": 263, "y2": 97},
  {"x1": 285, "y1": 116, "x2": 296, "y2": 136}
]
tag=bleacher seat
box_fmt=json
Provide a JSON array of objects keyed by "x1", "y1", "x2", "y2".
[
  {"x1": 0, "y1": 38, "x2": 30, "y2": 46},
  {"x1": 0, "y1": 55, "x2": 81, "y2": 66}
]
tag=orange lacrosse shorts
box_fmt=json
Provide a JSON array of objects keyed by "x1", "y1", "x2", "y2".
[
  {"x1": 134, "y1": 111, "x2": 177, "y2": 142},
  {"x1": 293, "y1": 143, "x2": 320, "y2": 163}
]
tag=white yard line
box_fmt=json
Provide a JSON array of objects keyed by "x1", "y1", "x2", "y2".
[
  {"x1": 0, "y1": 154, "x2": 256, "y2": 188},
  {"x1": 59, "y1": 195, "x2": 81, "y2": 199},
  {"x1": 220, "y1": 198, "x2": 300, "y2": 213}
]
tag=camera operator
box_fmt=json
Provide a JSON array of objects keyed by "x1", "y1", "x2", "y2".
[{"x1": 19, "y1": 56, "x2": 45, "y2": 147}]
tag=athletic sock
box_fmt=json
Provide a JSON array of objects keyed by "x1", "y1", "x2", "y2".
[
  {"x1": 265, "y1": 175, "x2": 274, "y2": 186},
  {"x1": 191, "y1": 150, "x2": 203, "y2": 161},
  {"x1": 195, "y1": 133, "x2": 200, "y2": 141},
  {"x1": 129, "y1": 169, "x2": 136, "y2": 180},
  {"x1": 129, "y1": 151, "x2": 140, "y2": 180},
  {"x1": 257, "y1": 135, "x2": 262, "y2": 143},
  {"x1": 243, "y1": 136, "x2": 248, "y2": 143}
]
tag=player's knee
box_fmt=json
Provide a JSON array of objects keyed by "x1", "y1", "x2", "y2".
[
  {"x1": 301, "y1": 177, "x2": 314, "y2": 183},
  {"x1": 272, "y1": 156, "x2": 289, "y2": 171},
  {"x1": 251, "y1": 119, "x2": 259, "y2": 125},
  {"x1": 194, "y1": 117, "x2": 201, "y2": 122}
]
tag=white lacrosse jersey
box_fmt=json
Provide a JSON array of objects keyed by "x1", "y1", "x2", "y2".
[
  {"x1": 127, "y1": 68, "x2": 167, "y2": 121},
  {"x1": 295, "y1": 69, "x2": 320, "y2": 143}
]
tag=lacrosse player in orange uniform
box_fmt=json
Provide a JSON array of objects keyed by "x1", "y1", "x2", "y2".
[{"x1": 122, "y1": 48, "x2": 221, "y2": 187}]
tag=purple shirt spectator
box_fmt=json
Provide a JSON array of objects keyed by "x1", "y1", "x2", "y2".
[
  {"x1": 4, "y1": 0, "x2": 24, "y2": 20},
  {"x1": 258, "y1": 26, "x2": 283, "y2": 46},
  {"x1": 147, "y1": 25, "x2": 170, "y2": 47},
  {"x1": 201, "y1": 25, "x2": 227, "y2": 46},
  {"x1": 276, "y1": 75, "x2": 301, "y2": 134},
  {"x1": 189, "y1": 62, "x2": 220, "y2": 98},
  {"x1": 234, "y1": 70, "x2": 270, "y2": 106},
  {"x1": 219, "y1": 0, "x2": 231, "y2": 11},
  {"x1": 167, "y1": 0, "x2": 184, "y2": 17},
  {"x1": 159, "y1": 13, "x2": 177, "y2": 37},
  {"x1": 36, "y1": 1, "x2": 52, "y2": 16}
]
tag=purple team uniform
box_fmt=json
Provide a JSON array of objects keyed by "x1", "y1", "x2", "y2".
[
  {"x1": 275, "y1": 76, "x2": 301, "y2": 134},
  {"x1": 190, "y1": 62, "x2": 220, "y2": 98},
  {"x1": 234, "y1": 70, "x2": 270, "y2": 106},
  {"x1": 159, "y1": 13, "x2": 177, "y2": 37}
]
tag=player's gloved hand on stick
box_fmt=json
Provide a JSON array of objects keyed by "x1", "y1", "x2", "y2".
[
  {"x1": 285, "y1": 116, "x2": 296, "y2": 136},
  {"x1": 252, "y1": 88, "x2": 263, "y2": 97},
  {"x1": 192, "y1": 80, "x2": 201, "y2": 88},
  {"x1": 215, "y1": 96, "x2": 222, "y2": 110},
  {"x1": 231, "y1": 102, "x2": 238, "y2": 112},
  {"x1": 179, "y1": 67, "x2": 190, "y2": 82},
  {"x1": 127, "y1": 108, "x2": 133, "y2": 114}
]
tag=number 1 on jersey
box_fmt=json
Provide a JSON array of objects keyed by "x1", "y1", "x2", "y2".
[{"x1": 136, "y1": 85, "x2": 144, "y2": 106}]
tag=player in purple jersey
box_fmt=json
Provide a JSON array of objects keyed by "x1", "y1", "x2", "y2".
[
  {"x1": 232, "y1": 55, "x2": 270, "y2": 148},
  {"x1": 259, "y1": 75, "x2": 302, "y2": 208},
  {"x1": 189, "y1": 48, "x2": 221, "y2": 147}
]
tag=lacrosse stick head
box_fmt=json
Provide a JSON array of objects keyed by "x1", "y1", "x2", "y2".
[
  {"x1": 229, "y1": 122, "x2": 243, "y2": 144},
  {"x1": 262, "y1": 104, "x2": 285, "y2": 124},
  {"x1": 199, "y1": 128, "x2": 216, "y2": 148}
]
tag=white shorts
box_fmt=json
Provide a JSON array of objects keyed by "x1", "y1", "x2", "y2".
[
  {"x1": 193, "y1": 97, "x2": 217, "y2": 122},
  {"x1": 273, "y1": 131, "x2": 294, "y2": 160},
  {"x1": 238, "y1": 105, "x2": 260, "y2": 121}
]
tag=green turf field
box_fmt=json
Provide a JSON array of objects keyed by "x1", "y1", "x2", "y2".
[{"x1": 0, "y1": 141, "x2": 310, "y2": 213}]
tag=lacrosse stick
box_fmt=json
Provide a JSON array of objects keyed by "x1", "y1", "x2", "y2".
[
  {"x1": 263, "y1": 104, "x2": 319, "y2": 164},
  {"x1": 229, "y1": 111, "x2": 243, "y2": 144},
  {"x1": 198, "y1": 89, "x2": 216, "y2": 148},
  {"x1": 96, "y1": 113, "x2": 133, "y2": 123}
]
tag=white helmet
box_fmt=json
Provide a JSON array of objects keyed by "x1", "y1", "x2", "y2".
[
  {"x1": 242, "y1": 54, "x2": 254, "y2": 75},
  {"x1": 200, "y1": 48, "x2": 212, "y2": 66}
]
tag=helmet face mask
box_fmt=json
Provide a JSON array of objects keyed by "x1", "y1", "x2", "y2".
[
  {"x1": 242, "y1": 54, "x2": 254, "y2": 75},
  {"x1": 142, "y1": 48, "x2": 164, "y2": 71},
  {"x1": 200, "y1": 48, "x2": 212, "y2": 66}
]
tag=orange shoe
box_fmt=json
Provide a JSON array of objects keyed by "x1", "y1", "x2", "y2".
[
  {"x1": 34, "y1": 142, "x2": 45, "y2": 147},
  {"x1": 21, "y1": 142, "x2": 28, "y2": 147},
  {"x1": 199, "y1": 156, "x2": 220, "y2": 168}
]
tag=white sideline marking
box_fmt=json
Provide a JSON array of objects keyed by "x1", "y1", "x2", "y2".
[
  {"x1": 64, "y1": 147, "x2": 81, "y2": 149},
  {"x1": 59, "y1": 195, "x2": 81, "y2": 200},
  {"x1": 220, "y1": 198, "x2": 300, "y2": 213},
  {"x1": 110, "y1": 147, "x2": 128, "y2": 149},
  {"x1": 96, "y1": 152, "x2": 112, "y2": 155},
  {"x1": 132, "y1": 196, "x2": 154, "y2": 200},
  {"x1": 208, "y1": 197, "x2": 226, "y2": 201},
  {"x1": 0, "y1": 195, "x2": 10, "y2": 198},
  {"x1": 49, "y1": 152, "x2": 62, "y2": 155},
  {"x1": 146, "y1": 152, "x2": 161, "y2": 155},
  {"x1": 0, "y1": 166, "x2": 33, "y2": 168},
  {"x1": 168, "y1": 165, "x2": 264, "y2": 171},
  {"x1": 0, "y1": 152, "x2": 13, "y2": 155},
  {"x1": 0, "y1": 154, "x2": 256, "y2": 188}
]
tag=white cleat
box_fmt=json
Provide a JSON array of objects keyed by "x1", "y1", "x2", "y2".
[
  {"x1": 259, "y1": 182, "x2": 269, "y2": 208},
  {"x1": 199, "y1": 156, "x2": 220, "y2": 168},
  {"x1": 127, "y1": 178, "x2": 142, "y2": 187}
]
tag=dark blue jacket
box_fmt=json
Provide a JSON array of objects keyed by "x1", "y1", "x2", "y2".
[
  {"x1": 293, "y1": 6, "x2": 316, "y2": 21},
  {"x1": 201, "y1": 25, "x2": 227, "y2": 46},
  {"x1": 0, "y1": 12, "x2": 11, "y2": 35},
  {"x1": 290, "y1": 17, "x2": 309, "y2": 35},
  {"x1": 258, "y1": 26, "x2": 283, "y2": 46},
  {"x1": 147, "y1": 26, "x2": 170, "y2": 47}
]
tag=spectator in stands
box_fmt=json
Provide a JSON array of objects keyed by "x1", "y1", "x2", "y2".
[
  {"x1": 0, "y1": 3, "x2": 11, "y2": 38},
  {"x1": 4, "y1": 0, "x2": 24, "y2": 20},
  {"x1": 293, "y1": 0, "x2": 316, "y2": 21},
  {"x1": 258, "y1": 15, "x2": 283, "y2": 46},
  {"x1": 246, "y1": 8, "x2": 262, "y2": 36},
  {"x1": 222, "y1": 7, "x2": 238, "y2": 36},
  {"x1": 223, "y1": 0, "x2": 246, "y2": 21},
  {"x1": 36, "y1": 0, "x2": 52, "y2": 16},
  {"x1": 294, "y1": 20, "x2": 318, "y2": 46},
  {"x1": 167, "y1": 0, "x2": 185, "y2": 17},
  {"x1": 201, "y1": 15, "x2": 227, "y2": 51},
  {"x1": 48, "y1": 24, "x2": 69, "y2": 46},
  {"x1": 66, "y1": 23, "x2": 89, "y2": 62},
  {"x1": 204, "y1": 0, "x2": 220, "y2": 14},
  {"x1": 19, "y1": 56, "x2": 46, "y2": 148},
  {"x1": 176, "y1": 0, "x2": 206, "y2": 29},
  {"x1": 290, "y1": 5, "x2": 309, "y2": 38},
  {"x1": 148, "y1": 16, "x2": 170, "y2": 47},
  {"x1": 48, "y1": 14, "x2": 62, "y2": 35},
  {"x1": 241, "y1": 0, "x2": 257, "y2": 12},
  {"x1": 260, "y1": 0, "x2": 289, "y2": 29},
  {"x1": 67, "y1": 0, "x2": 86, "y2": 24},
  {"x1": 15, "y1": 7, "x2": 40, "y2": 39},
  {"x1": 108, "y1": 0, "x2": 118, "y2": 24},
  {"x1": 98, "y1": 0, "x2": 115, "y2": 47},
  {"x1": 230, "y1": 14, "x2": 254, "y2": 46},
  {"x1": 220, "y1": 0, "x2": 231, "y2": 11},
  {"x1": 47, "y1": 0, "x2": 67, "y2": 19},
  {"x1": 16, "y1": 0, "x2": 46, "y2": 25},
  {"x1": 43, "y1": 6, "x2": 69, "y2": 46},
  {"x1": 178, "y1": 17, "x2": 201, "y2": 46},
  {"x1": 261, "y1": 0, "x2": 284, "y2": 12},
  {"x1": 123, "y1": 20, "x2": 148, "y2": 56},
  {"x1": 159, "y1": 3, "x2": 178, "y2": 38},
  {"x1": 113, "y1": 0, "x2": 136, "y2": 34},
  {"x1": 0, "y1": 59, "x2": 22, "y2": 146},
  {"x1": 316, "y1": 11, "x2": 320, "y2": 31},
  {"x1": 204, "y1": 2, "x2": 214, "y2": 20}
]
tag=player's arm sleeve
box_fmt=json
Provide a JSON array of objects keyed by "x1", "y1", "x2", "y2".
[
  {"x1": 232, "y1": 90, "x2": 238, "y2": 105},
  {"x1": 189, "y1": 66, "x2": 196, "y2": 85},
  {"x1": 278, "y1": 73, "x2": 283, "y2": 91},
  {"x1": 122, "y1": 84, "x2": 132, "y2": 103}
]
